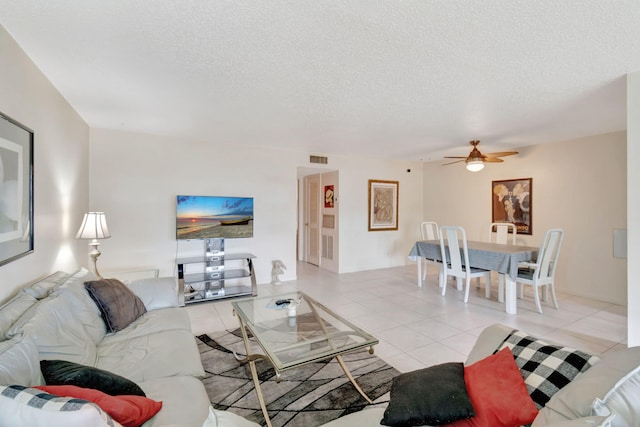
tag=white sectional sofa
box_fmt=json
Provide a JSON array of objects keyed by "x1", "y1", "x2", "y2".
[
  {"x1": 0, "y1": 269, "x2": 215, "y2": 427},
  {"x1": 2, "y1": 269, "x2": 639, "y2": 427},
  {"x1": 323, "y1": 323, "x2": 640, "y2": 427}
]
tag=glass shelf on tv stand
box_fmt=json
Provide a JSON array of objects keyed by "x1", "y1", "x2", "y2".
[{"x1": 177, "y1": 239, "x2": 257, "y2": 306}]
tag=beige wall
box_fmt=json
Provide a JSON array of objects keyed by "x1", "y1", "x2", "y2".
[
  {"x1": 423, "y1": 132, "x2": 627, "y2": 305},
  {"x1": 0, "y1": 26, "x2": 90, "y2": 302},
  {"x1": 89, "y1": 128, "x2": 423, "y2": 284}
]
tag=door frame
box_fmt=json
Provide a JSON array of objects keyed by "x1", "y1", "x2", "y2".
[{"x1": 297, "y1": 167, "x2": 339, "y2": 272}]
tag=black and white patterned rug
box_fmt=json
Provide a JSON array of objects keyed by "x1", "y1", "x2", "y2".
[{"x1": 196, "y1": 328, "x2": 398, "y2": 427}]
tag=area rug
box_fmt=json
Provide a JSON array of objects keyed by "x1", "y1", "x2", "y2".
[{"x1": 196, "y1": 328, "x2": 399, "y2": 427}]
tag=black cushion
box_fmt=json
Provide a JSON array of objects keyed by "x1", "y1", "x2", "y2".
[
  {"x1": 381, "y1": 362, "x2": 474, "y2": 426},
  {"x1": 40, "y1": 359, "x2": 146, "y2": 396}
]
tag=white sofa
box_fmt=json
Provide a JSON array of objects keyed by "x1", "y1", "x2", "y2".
[
  {"x1": 323, "y1": 323, "x2": 640, "y2": 427},
  {"x1": 3, "y1": 269, "x2": 639, "y2": 427},
  {"x1": 0, "y1": 268, "x2": 214, "y2": 427}
]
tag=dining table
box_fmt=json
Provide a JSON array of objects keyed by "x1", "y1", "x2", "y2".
[{"x1": 408, "y1": 239, "x2": 539, "y2": 314}]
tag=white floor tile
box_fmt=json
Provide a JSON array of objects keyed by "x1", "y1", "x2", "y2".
[
  {"x1": 382, "y1": 353, "x2": 427, "y2": 373},
  {"x1": 408, "y1": 342, "x2": 467, "y2": 367},
  {"x1": 187, "y1": 262, "x2": 628, "y2": 369},
  {"x1": 375, "y1": 326, "x2": 434, "y2": 351}
]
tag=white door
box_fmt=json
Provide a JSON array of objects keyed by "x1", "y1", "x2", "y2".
[
  {"x1": 320, "y1": 171, "x2": 339, "y2": 272},
  {"x1": 304, "y1": 175, "x2": 320, "y2": 266}
]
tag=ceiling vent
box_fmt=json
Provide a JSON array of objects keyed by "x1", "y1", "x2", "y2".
[{"x1": 309, "y1": 155, "x2": 328, "y2": 164}]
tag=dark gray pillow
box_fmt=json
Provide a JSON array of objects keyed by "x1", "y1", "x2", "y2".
[
  {"x1": 381, "y1": 362, "x2": 474, "y2": 426},
  {"x1": 40, "y1": 359, "x2": 146, "y2": 396},
  {"x1": 84, "y1": 278, "x2": 147, "y2": 332}
]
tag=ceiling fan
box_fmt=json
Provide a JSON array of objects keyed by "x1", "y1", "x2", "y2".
[{"x1": 443, "y1": 140, "x2": 518, "y2": 172}]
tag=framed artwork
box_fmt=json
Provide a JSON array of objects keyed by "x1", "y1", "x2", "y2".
[
  {"x1": 0, "y1": 112, "x2": 34, "y2": 266},
  {"x1": 368, "y1": 179, "x2": 398, "y2": 231},
  {"x1": 324, "y1": 185, "x2": 334, "y2": 208},
  {"x1": 492, "y1": 178, "x2": 532, "y2": 235}
]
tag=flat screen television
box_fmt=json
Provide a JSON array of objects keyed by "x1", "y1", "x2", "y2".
[{"x1": 176, "y1": 195, "x2": 254, "y2": 240}]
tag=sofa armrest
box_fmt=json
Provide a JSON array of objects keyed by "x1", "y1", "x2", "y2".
[
  {"x1": 127, "y1": 277, "x2": 179, "y2": 311},
  {"x1": 465, "y1": 323, "x2": 514, "y2": 365}
]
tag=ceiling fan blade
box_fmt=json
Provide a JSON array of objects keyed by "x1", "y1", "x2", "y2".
[
  {"x1": 443, "y1": 156, "x2": 468, "y2": 159},
  {"x1": 485, "y1": 151, "x2": 518, "y2": 157},
  {"x1": 484, "y1": 157, "x2": 504, "y2": 163},
  {"x1": 442, "y1": 159, "x2": 465, "y2": 166}
]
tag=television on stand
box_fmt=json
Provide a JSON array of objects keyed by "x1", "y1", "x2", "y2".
[{"x1": 176, "y1": 195, "x2": 254, "y2": 240}]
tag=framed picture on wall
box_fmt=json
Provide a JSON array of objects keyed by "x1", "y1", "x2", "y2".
[
  {"x1": 324, "y1": 185, "x2": 334, "y2": 208},
  {"x1": 491, "y1": 178, "x2": 532, "y2": 235},
  {"x1": 0, "y1": 112, "x2": 34, "y2": 265},
  {"x1": 368, "y1": 179, "x2": 398, "y2": 231}
]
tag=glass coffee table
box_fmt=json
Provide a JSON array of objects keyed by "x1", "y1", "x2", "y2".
[{"x1": 231, "y1": 291, "x2": 378, "y2": 427}]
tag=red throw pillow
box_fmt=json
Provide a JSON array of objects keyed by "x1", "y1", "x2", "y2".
[
  {"x1": 443, "y1": 347, "x2": 538, "y2": 427},
  {"x1": 35, "y1": 385, "x2": 162, "y2": 427}
]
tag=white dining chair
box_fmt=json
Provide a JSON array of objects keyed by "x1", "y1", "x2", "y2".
[
  {"x1": 516, "y1": 228, "x2": 564, "y2": 313},
  {"x1": 486, "y1": 222, "x2": 517, "y2": 301},
  {"x1": 420, "y1": 221, "x2": 440, "y2": 281},
  {"x1": 439, "y1": 226, "x2": 491, "y2": 303},
  {"x1": 488, "y1": 222, "x2": 517, "y2": 244}
]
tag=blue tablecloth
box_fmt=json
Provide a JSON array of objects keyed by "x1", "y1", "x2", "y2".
[{"x1": 408, "y1": 240, "x2": 538, "y2": 280}]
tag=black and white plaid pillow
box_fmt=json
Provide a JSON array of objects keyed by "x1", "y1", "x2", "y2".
[
  {"x1": 498, "y1": 330, "x2": 600, "y2": 409},
  {"x1": 0, "y1": 384, "x2": 118, "y2": 426}
]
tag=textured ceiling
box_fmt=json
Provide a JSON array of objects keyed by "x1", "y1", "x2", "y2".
[{"x1": 1, "y1": 1, "x2": 639, "y2": 161}]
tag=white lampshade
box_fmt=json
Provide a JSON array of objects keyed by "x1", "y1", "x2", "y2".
[
  {"x1": 466, "y1": 160, "x2": 485, "y2": 172},
  {"x1": 76, "y1": 212, "x2": 111, "y2": 240}
]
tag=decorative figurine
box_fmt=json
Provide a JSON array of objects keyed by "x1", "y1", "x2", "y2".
[{"x1": 271, "y1": 259, "x2": 286, "y2": 285}]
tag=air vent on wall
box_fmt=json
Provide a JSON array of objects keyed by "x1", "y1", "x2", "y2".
[{"x1": 310, "y1": 155, "x2": 328, "y2": 164}]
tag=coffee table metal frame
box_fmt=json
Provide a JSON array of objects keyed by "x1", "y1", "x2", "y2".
[{"x1": 231, "y1": 291, "x2": 378, "y2": 427}]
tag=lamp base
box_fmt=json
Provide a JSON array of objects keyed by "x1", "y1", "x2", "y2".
[{"x1": 88, "y1": 239, "x2": 103, "y2": 279}]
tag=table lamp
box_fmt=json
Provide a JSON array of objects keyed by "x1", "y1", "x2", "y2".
[{"x1": 76, "y1": 212, "x2": 111, "y2": 278}]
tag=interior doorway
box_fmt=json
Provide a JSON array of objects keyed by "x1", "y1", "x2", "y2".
[{"x1": 297, "y1": 168, "x2": 339, "y2": 273}]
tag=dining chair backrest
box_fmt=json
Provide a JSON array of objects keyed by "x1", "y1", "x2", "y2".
[
  {"x1": 489, "y1": 222, "x2": 517, "y2": 244},
  {"x1": 439, "y1": 226, "x2": 469, "y2": 274},
  {"x1": 534, "y1": 228, "x2": 564, "y2": 283},
  {"x1": 421, "y1": 221, "x2": 439, "y2": 240}
]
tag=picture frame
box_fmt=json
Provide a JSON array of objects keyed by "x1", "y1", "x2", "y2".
[
  {"x1": 0, "y1": 112, "x2": 34, "y2": 266},
  {"x1": 368, "y1": 179, "x2": 398, "y2": 231},
  {"x1": 324, "y1": 185, "x2": 334, "y2": 208},
  {"x1": 492, "y1": 178, "x2": 532, "y2": 235}
]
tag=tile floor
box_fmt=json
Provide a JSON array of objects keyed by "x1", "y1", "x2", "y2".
[{"x1": 186, "y1": 262, "x2": 628, "y2": 373}]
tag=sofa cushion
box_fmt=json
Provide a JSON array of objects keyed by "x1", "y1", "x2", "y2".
[
  {"x1": 127, "y1": 277, "x2": 179, "y2": 311},
  {"x1": 99, "y1": 307, "x2": 193, "y2": 344},
  {"x1": 445, "y1": 347, "x2": 538, "y2": 427},
  {"x1": 536, "y1": 416, "x2": 614, "y2": 426},
  {"x1": 24, "y1": 271, "x2": 71, "y2": 299},
  {"x1": 139, "y1": 376, "x2": 211, "y2": 427},
  {"x1": 381, "y1": 362, "x2": 474, "y2": 426},
  {"x1": 0, "y1": 334, "x2": 44, "y2": 386},
  {"x1": 0, "y1": 384, "x2": 120, "y2": 427},
  {"x1": 530, "y1": 347, "x2": 640, "y2": 426},
  {"x1": 0, "y1": 291, "x2": 37, "y2": 339},
  {"x1": 41, "y1": 360, "x2": 146, "y2": 397},
  {"x1": 85, "y1": 279, "x2": 147, "y2": 333},
  {"x1": 498, "y1": 329, "x2": 600, "y2": 409},
  {"x1": 54, "y1": 272, "x2": 108, "y2": 344},
  {"x1": 17, "y1": 293, "x2": 98, "y2": 366},
  {"x1": 96, "y1": 329, "x2": 206, "y2": 383},
  {"x1": 591, "y1": 363, "x2": 640, "y2": 427},
  {"x1": 204, "y1": 406, "x2": 262, "y2": 427},
  {"x1": 35, "y1": 385, "x2": 162, "y2": 427}
]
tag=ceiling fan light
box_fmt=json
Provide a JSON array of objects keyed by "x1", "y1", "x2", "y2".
[{"x1": 466, "y1": 160, "x2": 484, "y2": 172}]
